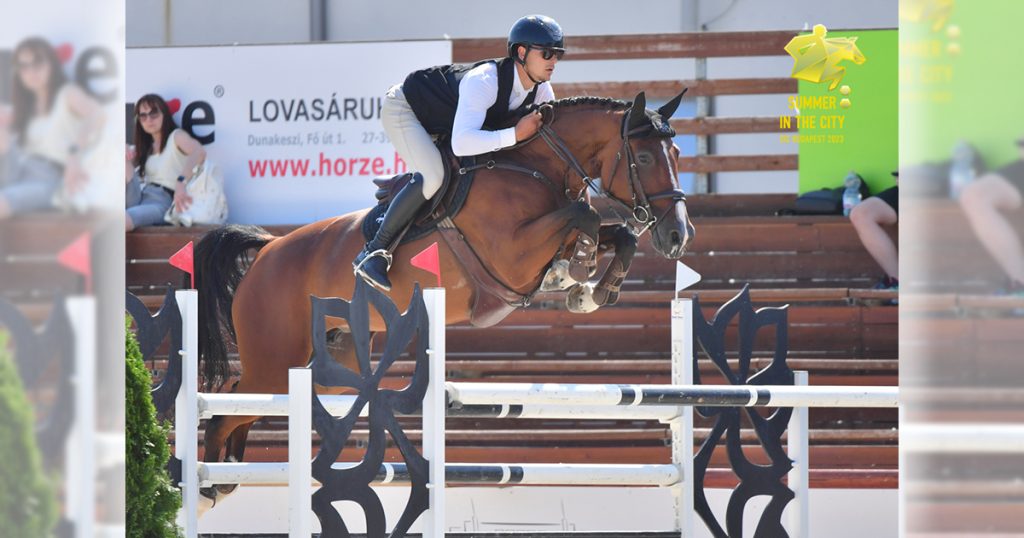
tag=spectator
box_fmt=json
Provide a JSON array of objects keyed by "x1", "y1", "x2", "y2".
[
  {"x1": 0, "y1": 37, "x2": 103, "y2": 220},
  {"x1": 959, "y1": 139, "x2": 1024, "y2": 291},
  {"x1": 125, "y1": 93, "x2": 205, "y2": 231},
  {"x1": 850, "y1": 171, "x2": 899, "y2": 291}
]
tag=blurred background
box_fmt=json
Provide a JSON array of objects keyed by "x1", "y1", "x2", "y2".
[{"x1": 0, "y1": 0, "x2": 124, "y2": 536}]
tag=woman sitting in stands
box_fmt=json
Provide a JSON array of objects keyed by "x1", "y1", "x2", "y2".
[
  {"x1": 0, "y1": 37, "x2": 103, "y2": 219},
  {"x1": 125, "y1": 93, "x2": 205, "y2": 231}
]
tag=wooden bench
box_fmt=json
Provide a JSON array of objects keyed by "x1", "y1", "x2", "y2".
[{"x1": 0, "y1": 212, "x2": 117, "y2": 301}]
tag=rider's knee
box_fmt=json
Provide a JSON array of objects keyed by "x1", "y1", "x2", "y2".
[{"x1": 419, "y1": 171, "x2": 443, "y2": 199}]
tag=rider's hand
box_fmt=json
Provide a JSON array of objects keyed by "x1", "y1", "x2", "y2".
[{"x1": 514, "y1": 111, "x2": 543, "y2": 142}]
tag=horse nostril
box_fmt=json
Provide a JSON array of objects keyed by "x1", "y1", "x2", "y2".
[{"x1": 670, "y1": 230, "x2": 682, "y2": 246}]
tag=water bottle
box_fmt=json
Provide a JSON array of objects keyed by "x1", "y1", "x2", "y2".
[
  {"x1": 842, "y1": 171, "x2": 863, "y2": 217},
  {"x1": 949, "y1": 141, "x2": 976, "y2": 199}
]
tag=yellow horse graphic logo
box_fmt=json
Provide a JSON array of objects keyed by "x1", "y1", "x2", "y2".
[{"x1": 785, "y1": 24, "x2": 866, "y2": 91}]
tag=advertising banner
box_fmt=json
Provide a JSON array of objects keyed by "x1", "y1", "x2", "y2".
[{"x1": 127, "y1": 40, "x2": 451, "y2": 224}]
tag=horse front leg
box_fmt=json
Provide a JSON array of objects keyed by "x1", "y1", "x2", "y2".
[
  {"x1": 567, "y1": 224, "x2": 638, "y2": 313},
  {"x1": 592, "y1": 224, "x2": 637, "y2": 306},
  {"x1": 513, "y1": 201, "x2": 602, "y2": 291}
]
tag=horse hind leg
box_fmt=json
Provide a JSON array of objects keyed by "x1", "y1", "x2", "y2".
[{"x1": 199, "y1": 413, "x2": 261, "y2": 513}]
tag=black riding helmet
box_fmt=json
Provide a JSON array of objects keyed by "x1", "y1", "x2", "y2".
[{"x1": 507, "y1": 14, "x2": 565, "y2": 64}]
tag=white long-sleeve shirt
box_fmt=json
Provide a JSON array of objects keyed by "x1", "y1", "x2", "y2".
[{"x1": 450, "y1": 61, "x2": 555, "y2": 157}]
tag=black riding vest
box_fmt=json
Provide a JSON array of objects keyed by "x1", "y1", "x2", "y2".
[{"x1": 402, "y1": 57, "x2": 541, "y2": 137}]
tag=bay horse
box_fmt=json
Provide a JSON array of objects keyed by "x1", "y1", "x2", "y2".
[{"x1": 194, "y1": 90, "x2": 694, "y2": 506}]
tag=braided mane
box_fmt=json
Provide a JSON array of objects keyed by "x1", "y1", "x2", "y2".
[{"x1": 547, "y1": 95, "x2": 630, "y2": 111}]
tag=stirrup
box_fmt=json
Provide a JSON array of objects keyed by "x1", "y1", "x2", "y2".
[{"x1": 354, "y1": 249, "x2": 394, "y2": 273}]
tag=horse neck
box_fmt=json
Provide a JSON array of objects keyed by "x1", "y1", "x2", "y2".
[{"x1": 517, "y1": 107, "x2": 622, "y2": 194}]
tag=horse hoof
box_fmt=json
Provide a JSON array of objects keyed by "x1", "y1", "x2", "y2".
[
  {"x1": 541, "y1": 259, "x2": 576, "y2": 291},
  {"x1": 567, "y1": 283, "x2": 601, "y2": 314},
  {"x1": 215, "y1": 483, "x2": 239, "y2": 495},
  {"x1": 198, "y1": 487, "x2": 218, "y2": 518}
]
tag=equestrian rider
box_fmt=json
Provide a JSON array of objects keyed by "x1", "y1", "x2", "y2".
[{"x1": 353, "y1": 14, "x2": 565, "y2": 291}]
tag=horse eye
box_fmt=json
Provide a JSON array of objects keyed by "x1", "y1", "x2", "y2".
[{"x1": 637, "y1": 152, "x2": 654, "y2": 166}]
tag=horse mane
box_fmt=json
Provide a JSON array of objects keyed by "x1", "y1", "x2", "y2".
[{"x1": 547, "y1": 95, "x2": 631, "y2": 111}]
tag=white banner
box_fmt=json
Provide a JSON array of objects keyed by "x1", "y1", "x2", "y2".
[{"x1": 127, "y1": 41, "x2": 451, "y2": 224}]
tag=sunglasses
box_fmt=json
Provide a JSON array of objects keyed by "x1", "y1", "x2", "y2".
[
  {"x1": 535, "y1": 47, "x2": 565, "y2": 61},
  {"x1": 137, "y1": 109, "x2": 163, "y2": 121}
]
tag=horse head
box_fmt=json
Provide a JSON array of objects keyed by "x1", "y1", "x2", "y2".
[{"x1": 599, "y1": 90, "x2": 695, "y2": 259}]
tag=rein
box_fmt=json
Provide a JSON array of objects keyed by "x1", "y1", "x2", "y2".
[
  {"x1": 456, "y1": 104, "x2": 687, "y2": 236},
  {"x1": 537, "y1": 107, "x2": 686, "y2": 236}
]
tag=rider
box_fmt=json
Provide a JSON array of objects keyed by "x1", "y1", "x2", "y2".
[{"x1": 353, "y1": 14, "x2": 565, "y2": 291}]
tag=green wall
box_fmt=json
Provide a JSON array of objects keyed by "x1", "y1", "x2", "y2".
[
  {"x1": 798, "y1": 29, "x2": 898, "y2": 194},
  {"x1": 901, "y1": 2, "x2": 1023, "y2": 170}
]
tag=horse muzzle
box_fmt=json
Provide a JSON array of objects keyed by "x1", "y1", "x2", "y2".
[{"x1": 651, "y1": 218, "x2": 693, "y2": 259}]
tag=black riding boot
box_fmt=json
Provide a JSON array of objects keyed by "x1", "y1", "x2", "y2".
[{"x1": 353, "y1": 173, "x2": 428, "y2": 291}]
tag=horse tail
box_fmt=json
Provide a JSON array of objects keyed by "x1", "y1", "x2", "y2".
[{"x1": 195, "y1": 224, "x2": 275, "y2": 389}]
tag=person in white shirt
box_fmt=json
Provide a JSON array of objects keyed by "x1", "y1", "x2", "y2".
[
  {"x1": 0, "y1": 37, "x2": 103, "y2": 220},
  {"x1": 354, "y1": 14, "x2": 565, "y2": 292},
  {"x1": 125, "y1": 93, "x2": 206, "y2": 231}
]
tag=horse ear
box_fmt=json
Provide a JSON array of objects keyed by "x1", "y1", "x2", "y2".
[
  {"x1": 631, "y1": 91, "x2": 647, "y2": 114},
  {"x1": 627, "y1": 91, "x2": 648, "y2": 130},
  {"x1": 656, "y1": 88, "x2": 688, "y2": 119}
]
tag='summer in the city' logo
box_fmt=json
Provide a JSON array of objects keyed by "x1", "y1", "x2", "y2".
[{"x1": 785, "y1": 24, "x2": 865, "y2": 107}]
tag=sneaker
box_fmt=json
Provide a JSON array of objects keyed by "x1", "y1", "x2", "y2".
[{"x1": 872, "y1": 276, "x2": 898, "y2": 305}]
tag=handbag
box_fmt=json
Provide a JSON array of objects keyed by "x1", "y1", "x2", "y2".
[
  {"x1": 791, "y1": 187, "x2": 844, "y2": 214},
  {"x1": 786, "y1": 177, "x2": 871, "y2": 215},
  {"x1": 164, "y1": 160, "x2": 229, "y2": 226}
]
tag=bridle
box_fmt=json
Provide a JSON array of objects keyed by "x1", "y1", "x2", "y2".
[{"x1": 536, "y1": 104, "x2": 686, "y2": 235}]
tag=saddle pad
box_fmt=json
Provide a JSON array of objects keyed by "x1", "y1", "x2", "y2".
[{"x1": 361, "y1": 155, "x2": 478, "y2": 246}]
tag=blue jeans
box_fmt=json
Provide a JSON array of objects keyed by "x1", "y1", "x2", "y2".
[
  {"x1": 0, "y1": 149, "x2": 63, "y2": 214},
  {"x1": 126, "y1": 173, "x2": 173, "y2": 227}
]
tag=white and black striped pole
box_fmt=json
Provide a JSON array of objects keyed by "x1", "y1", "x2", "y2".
[{"x1": 445, "y1": 382, "x2": 899, "y2": 408}]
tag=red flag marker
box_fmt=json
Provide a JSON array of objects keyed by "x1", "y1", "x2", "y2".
[
  {"x1": 169, "y1": 241, "x2": 195, "y2": 288},
  {"x1": 58, "y1": 232, "x2": 92, "y2": 293},
  {"x1": 410, "y1": 242, "x2": 441, "y2": 287}
]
